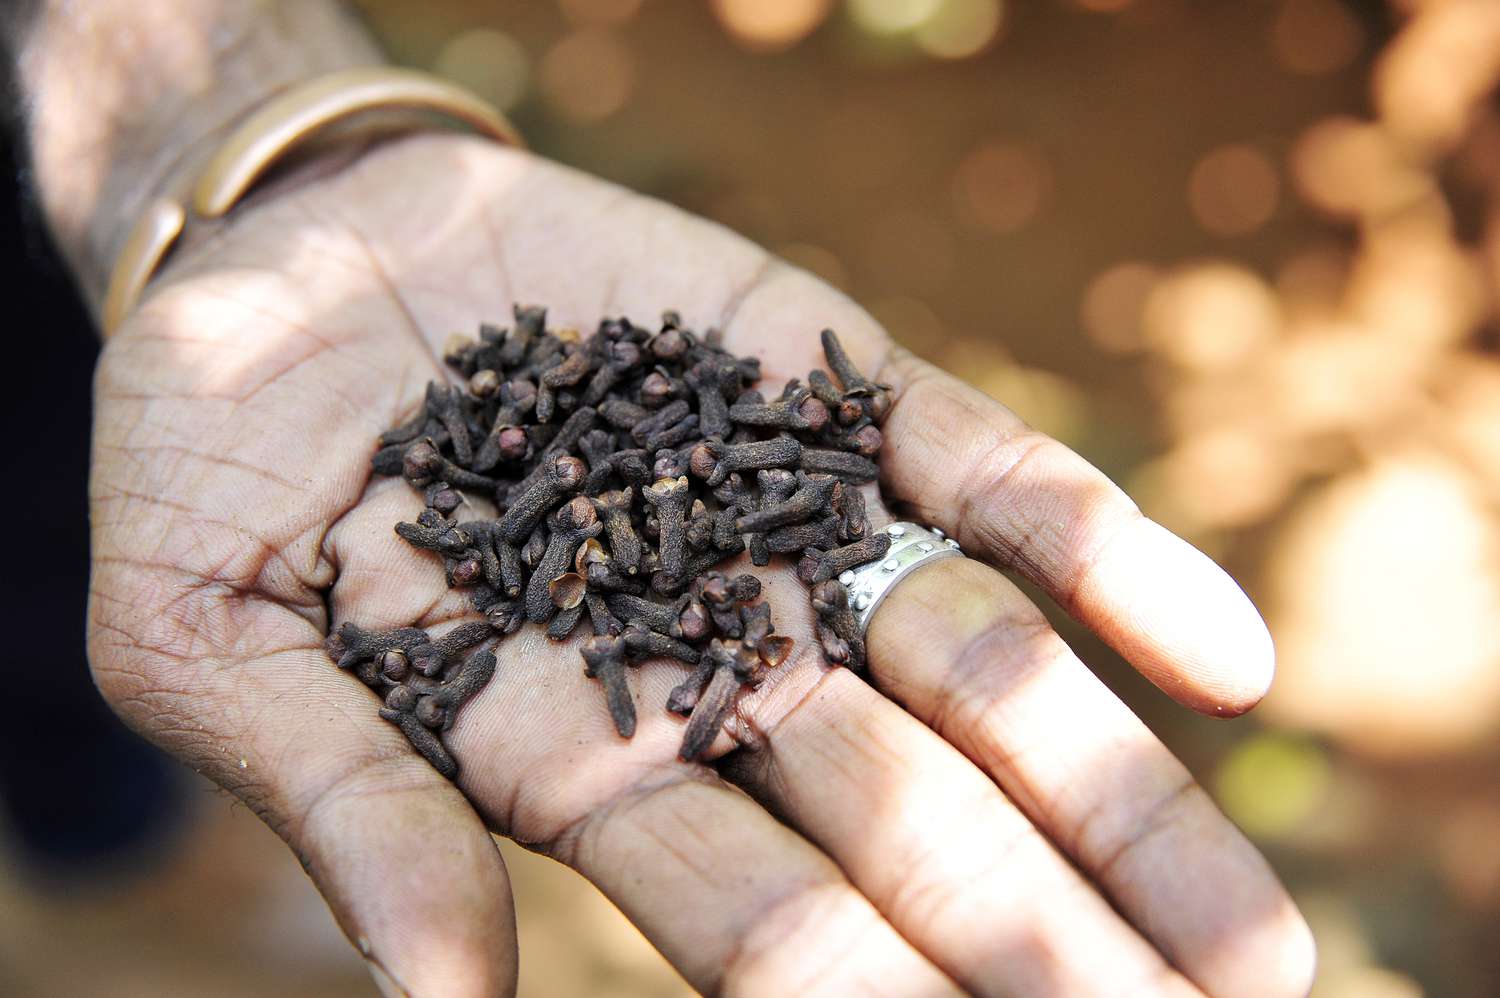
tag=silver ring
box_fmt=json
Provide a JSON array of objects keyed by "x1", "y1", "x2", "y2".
[{"x1": 839, "y1": 522, "x2": 964, "y2": 633}]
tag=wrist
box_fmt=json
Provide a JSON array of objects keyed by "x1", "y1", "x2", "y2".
[{"x1": 11, "y1": 0, "x2": 385, "y2": 305}]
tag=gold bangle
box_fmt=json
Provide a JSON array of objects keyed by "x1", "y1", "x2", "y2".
[{"x1": 101, "y1": 66, "x2": 524, "y2": 337}]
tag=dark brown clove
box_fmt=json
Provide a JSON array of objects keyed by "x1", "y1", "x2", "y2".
[
  {"x1": 599, "y1": 397, "x2": 650, "y2": 429},
  {"x1": 765, "y1": 514, "x2": 840, "y2": 553},
  {"x1": 622, "y1": 623, "x2": 701, "y2": 664},
  {"x1": 379, "y1": 696, "x2": 459, "y2": 779},
  {"x1": 799, "y1": 447, "x2": 879, "y2": 482},
  {"x1": 395, "y1": 509, "x2": 471, "y2": 557},
  {"x1": 577, "y1": 429, "x2": 621, "y2": 494},
  {"x1": 729, "y1": 385, "x2": 829, "y2": 434},
  {"x1": 604, "y1": 592, "x2": 689, "y2": 634},
  {"x1": 409, "y1": 620, "x2": 492, "y2": 678},
  {"x1": 523, "y1": 497, "x2": 603, "y2": 623},
  {"x1": 678, "y1": 639, "x2": 759, "y2": 761},
  {"x1": 586, "y1": 559, "x2": 646, "y2": 594},
  {"x1": 733, "y1": 473, "x2": 838, "y2": 533},
  {"x1": 498, "y1": 454, "x2": 587, "y2": 543},
  {"x1": 329, "y1": 623, "x2": 429, "y2": 673},
  {"x1": 546, "y1": 603, "x2": 586, "y2": 640},
  {"x1": 666, "y1": 657, "x2": 714, "y2": 715},
  {"x1": 674, "y1": 596, "x2": 714, "y2": 642},
  {"x1": 359, "y1": 307, "x2": 900, "y2": 773},
  {"x1": 686, "y1": 359, "x2": 735, "y2": 438},
  {"x1": 585, "y1": 592, "x2": 623, "y2": 636},
  {"x1": 821, "y1": 419, "x2": 884, "y2": 457},
  {"x1": 581, "y1": 339, "x2": 641, "y2": 406},
  {"x1": 413, "y1": 648, "x2": 496, "y2": 730},
  {"x1": 833, "y1": 482, "x2": 868, "y2": 542},
  {"x1": 580, "y1": 635, "x2": 636, "y2": 737},
  {"x1": 400, "y1": 438, "x2": 496, "y2": 491},
  {"x1": 811, "y1": 579, "x2": 866, "y2": 669},
  {"x1": 643, "y1": 476, "x2": 691, "y2": 587},
  {"x1": 639, "y1": 369, "x2": 683, "y2": 407},
  {"x1": 688, "y1": 436, "x2": 803, "y2": 487},
  {"x1": 797, "y1": 532, "x2": 893, "y2": 585},
  {"x1": 592, "y1": 488, "x2": 642, "y2": 573},
  {"x1": 820, "y1": 328, "x2": 893, "y2": 421},
  {"x1": 427, "y1": 384, "x2": 474, "y2": 466},
  {"x1": 484, "y1": 599, "x2": 526, "y2": 634},
  {"x1": 629, "y1": 399, "x2": 690, "y2": 445}
]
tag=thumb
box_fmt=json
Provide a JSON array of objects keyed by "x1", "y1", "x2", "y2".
[{"x1": 88, "y1": 573, "x2": 517, "y2": 997}]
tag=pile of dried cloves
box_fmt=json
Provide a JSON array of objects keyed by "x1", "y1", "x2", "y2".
[{"x1": 324, "y1": 306, "x2": 893, "y2": 778}]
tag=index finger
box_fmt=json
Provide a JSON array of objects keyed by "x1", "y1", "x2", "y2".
[{"x1": 877, "y1": 347, "x2": 1275, "y2": 716}]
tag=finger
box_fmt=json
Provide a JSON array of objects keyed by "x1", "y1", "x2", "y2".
[
  {"x1": 88, "y1": 572, "x2": 518, "y2": 998},
  {"x1": 869, "y1": 554, "x2": 1316, "y2": 998},
  {"x1": 539, "y1": 766, "x2": 962, "y2": 996},
  {"x1": 723, "y1": 664, "x2": 1203, "y2": 997},
  {"x1": 877, "y1": 349, "x2": 1275, "y2": 715}
]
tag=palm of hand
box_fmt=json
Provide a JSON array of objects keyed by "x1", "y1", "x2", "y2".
[{"x1": 89, "y1": 135, "x2": 1311, "y2": 997}]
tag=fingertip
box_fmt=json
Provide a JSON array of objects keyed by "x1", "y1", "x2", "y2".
[
  {"x1": 1216, "y1": 890, "x2": 1317, "y2": 998},
  {"x1": 1198, "y1": 615, "x2": 1275, "y2": 719},
  {"x1": 1078, "y1": 518, "x2": 1277, "y2": 717},
  {"x1": 1280, "y1": 907, "x2": 1319, "y2": 998},
  {"x1": 296, "y1": 756, "x2": 518, "y2": 998}
]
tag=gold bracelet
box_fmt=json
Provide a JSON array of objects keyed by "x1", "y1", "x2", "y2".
[{"x1": 101, "y1": 66, "x2": 524, "y2": 337}]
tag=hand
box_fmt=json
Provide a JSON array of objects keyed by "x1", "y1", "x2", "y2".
[{"x1": 88, "y1": 134, "x2": 1313, "y2": 997}]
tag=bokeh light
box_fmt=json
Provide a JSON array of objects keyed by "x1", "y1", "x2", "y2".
[
  {"x1": 1268, "y1": 0, "x2": 1364, "y2": 76},
  {"x1": 432, "y1": 28, "x2": 530, "y2": 110},
  {"x1": 1264, "y1": 456, "x2": 1500, "y2": 754},
  {"x1": 1215, "y1": 733, "x2": 1332, "y2": 840},
  {"x1": 538, "y1": 29, "x2": 636, "y2": 123},
  {"x1": 1374, "y1": 1, "x2": 1500, "y2": 153},
  {"x1": 941, "y1": 337, "x2": 1090, "y2": 443},
  {"x1": 914, "y1": 0, "x2": 1004, "y2": 60},
  {"x1": 1142, "y1": 262, "x2": 1279, "y2": 373},
  {"x1": 1080, "y1": 261, "x2": 1160, "y2": 354},
  {"x1": 848, "y1": 0, "x2": 944, "y2": 35},
  {"x1": 1187, "y1": 143, "x2": 1280, "y2": 237},
  {"x1": 1346, "y1": 226, "x2": 1485, "y2": 353},
  {"x1": 951, "y1": 140, "x2": 1052, "y2": 233},
  {"x1": 1134, "y1": 425, "x2": 1293, "y2": 530},
  {"x1": 1290, "y1": 116, "x2": 1434, "y2": 220},
  {"x1": 710, "y1": 0, "x2": 834, "y2": 53},
  {"x1": 1274, "y1": 245, "x2": 1350, "y2": 319}
]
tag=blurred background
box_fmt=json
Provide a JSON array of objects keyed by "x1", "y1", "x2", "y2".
[{"x1": 3, "y1": 0, "x2": 1498, "y2": 995}]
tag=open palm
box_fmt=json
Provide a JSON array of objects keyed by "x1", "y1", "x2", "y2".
[{"x1": 88, "y1": 134, "x2": 1312, "y2": 997}]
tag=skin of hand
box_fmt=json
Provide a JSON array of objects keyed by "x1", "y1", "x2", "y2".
[{"x1": 82, "y1": 131, "x2": 1316, "y2": 998}]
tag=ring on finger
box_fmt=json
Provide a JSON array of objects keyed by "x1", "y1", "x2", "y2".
[{"x1": 837, "y1": 522, "x2": 965, "y2": 634}]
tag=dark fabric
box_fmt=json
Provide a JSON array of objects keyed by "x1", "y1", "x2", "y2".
[{"x1": 0, "y1": 134, "x2": 182, "y2": 876}]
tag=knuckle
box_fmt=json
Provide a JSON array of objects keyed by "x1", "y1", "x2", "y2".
[
  {"x1": 720, "y1": 881, "x2": 852, "y2": 991},
  {"x1": 962, "y1": 429, "x2": 1057, "y2": 559},
  {"x1": 546, "y1": 765, "x2": 703, "y2": 869},
  {"x1": 1077, "y1": 774, "x2": 1198, "y2": 882},
  {"x1": 927, "y1": 608, "x2": 1055, "y2": 740}
]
